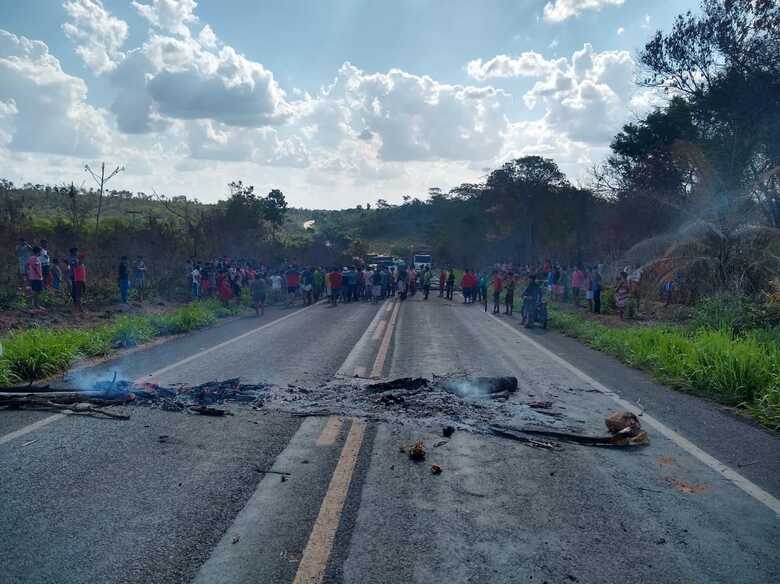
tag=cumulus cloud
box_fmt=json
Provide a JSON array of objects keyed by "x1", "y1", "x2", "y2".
[
  {"x1": 142, "y1": 35, "x2": 290, "y2": 127},
  {"x1": 0, "y1": 29, "x2": 109, "y2": 156},
  {"x1": 305, "y1": 63, "x2": 509, "y2": 163},
  {"x1": 132, "y1": 0, "x2": 198, "y2": 36},
  {"x1": 186, "y1": 120, "x2": 309, "y2": 167},
  {"x1": 468, "y1": 43, "x2": 650, "y2": 146},
  {"x1": 466, "y1": 51, "x2": 564, "y2": 81},
  {"x1": 543, "y1": 0, "x2": 625, "y2": 23},
  {"x1": 62, "y1": 0, "x2": 128, "y2": 74}
]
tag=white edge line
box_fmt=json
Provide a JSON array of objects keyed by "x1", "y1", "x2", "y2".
[
  {"x1": 0, "y1": 414, "x2": 65, "y2": 446},
  {"x1": 143, "y1": 300, "x2": 325, "y2": 380},
  {"x1": 488, "y1": 312, "x2": 780, "y2": 516},
  {"x1": 0, "y1": 303, "x2": 323, "y2": 446}
]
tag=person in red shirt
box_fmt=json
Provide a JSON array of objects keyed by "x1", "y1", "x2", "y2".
[
  {"x1": 328, "y1": 268, "x2": 342, "y2": 306},
  {"x1": 491, "y1": 271, "x2": 503, "y2": 314},
  {"x1": 438, "y1": 269, "x2": 446, "y2": 297},
  {"x1": 286, "y1": 265, "x2": 300, "y2": 307},
  {"x1": 73, "y1": 253, "x2": 87, "y2": 312}
]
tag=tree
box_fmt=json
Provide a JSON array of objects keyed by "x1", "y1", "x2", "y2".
[
  {"x1": 640, "y1": 0, "x2": 780, "y2": 225},
  {"x1": 261, "y1": 188, "x2": 288, "y2": 239},
  {"x1": 484, "y1": 156, "x2": 569, "y2": 261}
]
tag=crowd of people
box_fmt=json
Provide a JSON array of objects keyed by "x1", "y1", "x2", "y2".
[
  {"x1": 15, "y1": 238, "x2": 94, "y2": 311},
  {"x1": 15, "y1": 236, "x2": 642, "y2": 322}
]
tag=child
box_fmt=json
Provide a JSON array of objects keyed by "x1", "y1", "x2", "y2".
[{"x1": 51, "y1": 258, "x2": 63, "y2": 293}]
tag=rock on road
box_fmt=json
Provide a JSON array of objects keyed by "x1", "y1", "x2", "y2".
[{"x1": 1, "y1": 294, "x2": 778, "y2": 584}]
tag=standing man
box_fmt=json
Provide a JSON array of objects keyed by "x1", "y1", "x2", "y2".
[
  {"x1": 445, "y1": 269, "x2": 455, "y2": 300},
  {"x1": 504, "y1": 272, "x2": 516, "y2": 315},
  {"x1": 39, "y1": 240, "x2": 50, "y2": 288},
  {"x1": 301, "y1": 266, "x2": 314, "y2": 306},
  {"x1": 286, "y1": 265, "x2": 300, "y2": 307},
  {"x1": 422, "y1": 266, "x2": 432, "y2": 300},
  {"x1": 26, "y1": 246, "x2": 44, "y2": 308},
  {"x1": 191, "y1": 263, "x2": 201, "y2": 299},
  {"x1": 491, "y1": 271, "x2": 503, "y2": 315},
  {"x1": 592, "y1": 266, "x2": 603, "y2": 314},
  {"x1": 133, "y1": 256, "x2": 147, "y2": 301},
  {"x1": 461, "y1": 269, "x2": 471, "y2": 304},
  {"x1": 570, "y1": 266, "x2": 584, "y2": 307},
  {"x1": 118, "y1": 256, "x2": 130, "y2": 304},
  {"x1": 16, "y1": 238, "x2": 32, "y2": 284},
  {"x1": 250, "y1": 273, "x2": 267, "y2": 317},
  {"x1": 438, "y1": 268, "x2": 446, "y2": 297}
]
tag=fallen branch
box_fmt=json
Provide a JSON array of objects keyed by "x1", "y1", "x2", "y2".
[
  {"x1": 492, "y1": 424, "x2": 648, "y2": 447},
  {"x1": 485, "y1": 425, "x2": 560, "y2": 450}
]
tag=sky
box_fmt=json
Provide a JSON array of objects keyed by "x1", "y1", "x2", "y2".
[{"x1": 0, "y1": 0, "x2": 700, "y2": 208}]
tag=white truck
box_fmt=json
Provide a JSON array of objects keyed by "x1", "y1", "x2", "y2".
[{"x1": 412, "y1": 252, "x2": 432, "y2": 271}]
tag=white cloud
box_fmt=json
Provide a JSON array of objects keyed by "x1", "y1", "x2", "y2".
[
  {"x1": 197, "y1": 24, "x2": 217, "y2": 48},
  {"x1": 306, "y1": 63, "x2": 509, "y2": 163},
  {"x1": 186, "y1": 120, "x2": 309, "y2": 167},
  {"x1": 543, "y1": 0, "x2": 625, "y2": 23},
  {"x1": 467, "y1": 43, "x2": 651, "y2": 146},
  {"x1": 62, "y1": 0, "x2": 128, "y2": 74},
  {"x1": 466, "y1": 51, "x2": 564, "y2": 81},
  {"x1": 0, "y1": 29, "x2": 110, "y2": 156},
  {"x1": 132, "y1": 0, "x2": 198, "y2": 36},
  {"x1": 142, "y1": 35, "x2": 291, "y2": 127}
]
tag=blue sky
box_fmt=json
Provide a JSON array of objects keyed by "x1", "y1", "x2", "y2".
[{"x1": 0, "y1": 0, "x2": 699, "y2": 208}]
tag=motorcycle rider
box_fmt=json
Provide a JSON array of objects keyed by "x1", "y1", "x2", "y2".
[{"x1": 521, "y1": 274, "x2": 542, "y2": 326}]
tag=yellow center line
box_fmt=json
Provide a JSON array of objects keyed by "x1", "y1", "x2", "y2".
[
  {"x1": 370, "y1": 300, "x2": 401, "y2": 379},
  {"x1": 293, "y1": 418, "x2": 367, "y2": 584},
  {"x1": 371, "y1": 319, "x2": 387, "y2": 341},
  {"x1": 316, "y1": 416, "x2": 343, "y2": 446}
]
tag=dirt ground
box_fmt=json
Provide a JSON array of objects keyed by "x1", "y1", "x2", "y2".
[{"x1": 0, "y1": 300, "x2": 181, "y2": 336}]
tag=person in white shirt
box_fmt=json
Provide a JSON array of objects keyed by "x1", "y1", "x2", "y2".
[{"x1": 270, "y1": 273, "x2": 283, "y2": 304}]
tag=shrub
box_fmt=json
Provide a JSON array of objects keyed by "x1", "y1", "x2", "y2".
[
  {"x1": 110, "y1": 316, "x2": 156, "y2": 348},
  {"x1": 691, "y1": 295, "x2": 759, "y2": 333},
  {"x1": 151, "y1": 302, "x2": 217, "y2": 335},
  {"x1": 1, "y1": 328, "x2": 83, "y2": 381},
  {"x1": 549, "y1": 307, "x2": 780, "y2": 430},
  {"x1": 0, "y1": 299, "x2": 234, "y2": 384}
]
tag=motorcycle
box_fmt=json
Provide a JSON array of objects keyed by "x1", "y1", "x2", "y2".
[{"x1": 521, "y1": 296, "x2": 548, "y2": 329}]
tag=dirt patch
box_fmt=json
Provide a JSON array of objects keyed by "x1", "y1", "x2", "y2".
[{"x1": 0, "y1": 301, "x2": 180, "y2": 336}]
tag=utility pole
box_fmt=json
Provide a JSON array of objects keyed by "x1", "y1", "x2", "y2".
[{"x1": 85, "y1": 162, "x2": 124, "y2": 231}]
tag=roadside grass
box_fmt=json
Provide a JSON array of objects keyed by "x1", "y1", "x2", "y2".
[
  {"x1": 0, "y1": 300, "x2": 242, "y2": 384},
  {"x1": 548, "y1": 308, "x2": 780, "y2": 431}
]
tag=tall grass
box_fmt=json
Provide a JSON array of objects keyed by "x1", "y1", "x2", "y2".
[
  {"x1": 0, "y1": 300, "x2": 238, "y2": 384},
  {"x1": 549, "y1": 308, "x2": 780, "y2": 430}
]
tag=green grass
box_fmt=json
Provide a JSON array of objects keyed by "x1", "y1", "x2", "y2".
[
  {"x1": 0, "y1": 300, "x2": 240, "y2": 384},
  {"x1": 548, "y1": 308, "x2": 780, "y2": 430}
]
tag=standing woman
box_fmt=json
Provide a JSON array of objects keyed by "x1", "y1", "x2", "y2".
[{"x1": 614, "y1": 272, "x2": 630, "y2": 321}]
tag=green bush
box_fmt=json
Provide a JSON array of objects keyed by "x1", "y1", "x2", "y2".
[
  {"x1": 691, "y1": 295, "x2": 760, "y2": 333},
  {"x1": 0, "y1": 299, "x2": 236, "y2": 384},
  {"x1": 152, "y1": 302, "x2": 217, "y2": 335},
  {"x1": 549, "y1": 308, "x2": 780, "y2": 430},
  {"x1": 110, "y1": 316, "x2": 156, "y2": 347},
  {"x1": 1, "y1": 328, "x2": 84, "y2": 381}
]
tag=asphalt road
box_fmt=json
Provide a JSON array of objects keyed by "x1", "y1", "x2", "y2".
[{"x1": 1, "y1": 294, "x2": 778, "y2": 584}]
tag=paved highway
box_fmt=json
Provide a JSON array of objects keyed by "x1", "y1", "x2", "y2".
[{"x1": 1, "y1": 294, "x2": 778, "y2": 584}]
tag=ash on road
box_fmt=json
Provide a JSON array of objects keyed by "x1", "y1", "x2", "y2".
[{"x1": 1, "y1": 296, "x2": 778, "y2": 584}]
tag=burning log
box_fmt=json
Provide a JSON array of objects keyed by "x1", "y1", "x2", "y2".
[
  {"x1": 366, "y1": 377, "x2": 429, "y2": 393},
  {"x1": 189, "y1": 405, "x2": 232, "y2": 417}
]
